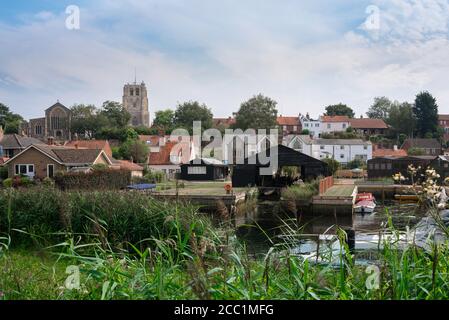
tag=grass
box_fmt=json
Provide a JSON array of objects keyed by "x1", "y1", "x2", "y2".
[{"x1": 1, "y1": 186, "x2": 449, "y2": 300}]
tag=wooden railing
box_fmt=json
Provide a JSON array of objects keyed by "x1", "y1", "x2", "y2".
[{"x1": 319, "y1": 176, "x2": 334, "y2": 195}]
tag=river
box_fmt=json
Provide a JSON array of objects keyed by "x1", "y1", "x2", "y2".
[{"x1": 235, "y1": 201, "x2": 427, "y2": 263}]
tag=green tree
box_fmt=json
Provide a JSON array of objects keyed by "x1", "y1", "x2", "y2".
[
  {"x1": 174, "y1": 101, "x2": 213, "y2": 134},
  {"x1": 119, "y1": 139, "x2": 149, "y2": 163},
  {"x1": 387, "y1": 102, "x2": 416, "y2": 138},
  {"x1": 70, "y1": 104, "x2": 102, "y2": 139},
  {"x1": 233, "y1": 94, "x2": 278, "y2": 131},
  {"x1": 324, "y1": 103, "x2": 355, "y2": 118},
  {"x1": 0, "y1": 103, "x2": 23, "y2": 134},
  {"x1": 366, "y1": 97, "x2": 392, "y2": 120},
  {"x1": 153, "y1": 109, "x2": 175, "y2": 134},
  {"x1": 413, "y1": 91, "x2": 439, "y2": 138},
  {"x1": 407, "y1": 147, "x2": 425, "y2": 156},
  {"x1": 100, "y1": 101, "x2": 131, "y2": 128},
  {"x1": 323, "y1": 158, "x2": 340, "y2": 175}
]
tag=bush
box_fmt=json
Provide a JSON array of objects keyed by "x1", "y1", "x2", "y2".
[
  {"x1": 144, "y1": 169, "x2": 166, "y2": 183},
  {"x1": 54, "y1": 169, "x2": 131, "y2": 191},
  {"x1": 408, "y1": 147, "x2": 425, "y2": 156},
  {"x1": 282, "y1": 180, "x2": 320, "y2": 201},
  {"x1": 0, "y1": 166, "x2": 8, "y2": 180},
  {"x1": 347, "y1": 159, "x2": 364, "y2": 169},
  {"x1": 322, "y1": 158, "x2": 340, "y2": 175},
  {"x1": 91, "y1": 163, "x2": 109, "y2": 171},
  {"x1": 2, "y1": 178, "x2": 12, "y2": 188}
]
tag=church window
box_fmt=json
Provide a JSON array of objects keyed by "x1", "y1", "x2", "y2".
[
  {"x1": 35, "y1": 125, "x2": 42, "y2": 135},
  {"x1": 136, "y1": 88, "x2": 140, "y2": 96},
  {"x1": 130, "y1": 88, "x2": 134, "y2": 96}
]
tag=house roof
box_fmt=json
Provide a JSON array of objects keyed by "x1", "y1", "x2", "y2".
[
  {"x1": 4, "y1": 144, "x2": 112, "y2": 166},
  {"x1": 313, "y1": 139, "x2": 371, "y2": 146},
  {"x1": 213, "y1": 117, "x2": 236, "y2": 127},
  {"x1": 349, "y1": 118, "x2": 388, "y2": 129},
  {"x1": 46, "y1": 102, "x2": 70, "y2": 113},
  {"x1": 321, "y1": 115, "x2": 351, "y2": 123},
  {"x1": 439, "y1": 115, "x2": 449, "y2": 121},
  {"x1": 65, "y1": 140, "x2": 113, "y2": 157},
  {"x1": 0, "y1": 157, "x2": 9, "y2": 165},
  {"x1": 277, "y1": 116, "x2": 299, "y2": 126},
  {"x1": 402, "y1": 138, "x2": 441, "y2": 149},
  {"x1": 139, "y1": 135, "x2": 163, "y2": 146},
  {"x1": 0, "y1": 134, "x2": 42, "y2": 149},
  {"x1": 370, "y1": 155, "x2": 437, "y2": 161},
  {"x1": 373, "y1": 148, "x2": 407, "y2": 158},
  {"x1": 188, "y1": 157, "x2": 224, "y2": 166},
  {"x1": 148, "y1": 141, "x2": 191, "y2": 165},
  {"x1": 116, "y1": 160, "x2": 144, "y2": 171}
]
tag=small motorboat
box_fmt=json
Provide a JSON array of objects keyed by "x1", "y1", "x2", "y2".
[{"x1": 354, "y1": 193, "x2": 376, "y2": 214}]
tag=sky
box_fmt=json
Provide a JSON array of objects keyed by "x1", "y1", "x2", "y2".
[{"x1": 1, "y1": 0, "x2": 449, "y2": 121}]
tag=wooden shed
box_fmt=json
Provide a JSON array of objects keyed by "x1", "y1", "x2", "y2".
[
  {"x1": 232, "y1": 145, "x2": 330, "y2": 188},
  {"x1": 180, "y1": 158, "x2": 229, "y2": 181}
]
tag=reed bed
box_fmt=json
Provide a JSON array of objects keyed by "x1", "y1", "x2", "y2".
[{"x1": 1, "y1": 187, "x2": 449, "y2": 300}]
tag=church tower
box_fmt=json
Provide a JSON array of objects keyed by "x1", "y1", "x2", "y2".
[{"x1": 122, "y1": 81, "x2": 150, "y2": 127}]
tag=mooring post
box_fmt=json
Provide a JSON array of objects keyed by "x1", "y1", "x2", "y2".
[{"x1": 345, "y1": 229, "x2": 356, "y2": 254}]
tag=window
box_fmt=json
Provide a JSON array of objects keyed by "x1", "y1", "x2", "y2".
[
  {"x1": 340, "y1": 154, "x2": 344, "y2": 159},
  {"x1": 315, "y1": 123, "x2": 320, "y2": 127},
  {"x1": 136, "y1": 88, "x2": 140, "y2": 96},
  {"x1": 130, "y1": 88, "x2": 134, "y2": 96},
  {"x1": 188, "y1": 166, "x2": 207, "y2": 175},
  {"x1": 369, "y1": 163, "x2": 374, "y2": 170},
  {"x1": 387, "y1": 163, "x2": 392, "y2": 170},
  {"x1": 47, "y1": 164, "x2": 54, "y2": 178},
  {"x1": 35, "y1": 125, "x2": 42, "y2": 135},
  {"x1": 320, "y1": 146, "x2": 325, "y2": 150},
  {"x1": 293, "y1": 126, "x2": 298, "y2": 131},
  {"x1": 374, "y1": 163, "x2": 380, "y2": 170},
  {"x1": 340, "y1": 146, "x2": 345, "y2": 150},
  {"x1": 343, "y1": 124, "x2": 347, "y2": 129},
  {"x1": 14, "y1": 164, "x2": 35, "y2": 177},
  {"x1": 364, "y1": 145, "x2": 368, "y2": 150},
  {"x1": 305, "y1": 123, "x2": 309, "y2": 128},
  {"x1": 380, "y1": 163, "x2": 386, "y2": 170},
  {"x1": 327, "y1": 124, "x2": 331, "y2": 129}
]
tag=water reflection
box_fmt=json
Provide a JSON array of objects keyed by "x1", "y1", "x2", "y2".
[{"x1": 235, "y1": 201, "x2": 427, "y2": 261}]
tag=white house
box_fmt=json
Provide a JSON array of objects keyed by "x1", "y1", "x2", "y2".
[
  {"x1": 285, "y1": 136, "x2": 372, "y2": 164},
  {"x1": 299, "y1": 113, "x2": 321, "y2": 138},
  {"x1": 320, "y1": 116, "x2": 351, "y2": 135}
]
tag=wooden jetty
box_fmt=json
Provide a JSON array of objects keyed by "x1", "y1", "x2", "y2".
[{"x1": 312, "y1": 183, "x2": 357, "y2": 216}]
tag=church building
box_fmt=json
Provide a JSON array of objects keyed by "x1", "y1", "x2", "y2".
[{"x1": 122, "y1": 81, "x2": 150, "y2": 127}]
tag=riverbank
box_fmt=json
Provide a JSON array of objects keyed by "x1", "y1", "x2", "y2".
[{"x1": 1, "y1": 187, "x2": 449, "y2": 300}]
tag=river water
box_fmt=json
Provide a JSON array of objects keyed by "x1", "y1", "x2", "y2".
[{"x1": 235, "y1": 201, "x2": 427, "y2": 263}]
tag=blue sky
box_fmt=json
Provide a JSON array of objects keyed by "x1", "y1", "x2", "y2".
[{"x1": 1, "y1": 0, "x2": 449, "y2": 121}]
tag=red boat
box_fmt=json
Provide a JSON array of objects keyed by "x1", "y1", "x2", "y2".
[{"x1": 354, "y1": 193, "x2": 376, "y2": 214}]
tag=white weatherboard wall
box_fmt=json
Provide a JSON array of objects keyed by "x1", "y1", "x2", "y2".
[
  {"x1": 311, "y1": 143, "x2": 372, "y2": 163},
  {"x1": 320, "y1": 121, "x2": 350, "y2": 134}
]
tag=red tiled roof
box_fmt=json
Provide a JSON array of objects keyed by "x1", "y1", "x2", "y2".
[
  {"x1": 439, "y1": 115, "x2": 449, "y2": 121},
  {"x1": 117, "y1": 160, "x2": 143, "y2": 171},
  {"x1": 349, "y1": 118, "x2": 388, "y2": 129},
  {"x1": 373, "y1": 148, "x2": 407, "y2": 158},
  {"x1": 277, "y1": 116, "x2": 299, "y2": 126},
  {"x1": 139, "y1": 135, "x2": 162, "y2": 146},
  {"x1": 213, "y1": 117, "x2": 236, "y2": 127},
  {"x1": 321, "y1": 115, "x2": 351, "y2": 123},
  {"x1": 148, "y1": 141, "x2": 191, "y2": 165},
  {"x1": 65, "y1": 140, "x2": 113, "y2": 158},
  {"x1": 0, "y1": 157, "x2": 10, "y2": 165}
]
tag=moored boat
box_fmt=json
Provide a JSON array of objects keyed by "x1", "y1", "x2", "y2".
[{"x1": 354, "y1": 193, "x2": 376, "y2": 214}]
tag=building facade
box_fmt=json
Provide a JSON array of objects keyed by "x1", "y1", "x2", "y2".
[
  {"x1": 22, "y1": 102, "x2": 72, "y2": 141},
  {"x1": 320, "y1": 116, "x2": 351, "y2": 135},
  {"x1": 299, "y1": 113, "x2": 321, "y2": 138},
  {"x1": 290, "y1": 136, "x2": 372, "y2": 164},
  {"x1": 439, "y1": 115, "x2": 449, "y2": 142},
  {"x1": 123, "y1": 82, "x2": 150, "y2": 127}
]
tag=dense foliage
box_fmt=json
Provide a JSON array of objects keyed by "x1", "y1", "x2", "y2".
[{"x1": 54, "y1": 170, "x2": 131, "y2": 191}]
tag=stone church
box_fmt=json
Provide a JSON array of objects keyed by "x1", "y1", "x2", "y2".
[
  {"x1": 21, "y1": 102, "x2": 72, "y2": 141},
  {"x1": 122, "y1": 81, "x2": 150, "y2": 127}
]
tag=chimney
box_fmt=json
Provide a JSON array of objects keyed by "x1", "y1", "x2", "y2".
[{"x1": 47, "y1": 136, "x2": 54, "y2": 145}]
